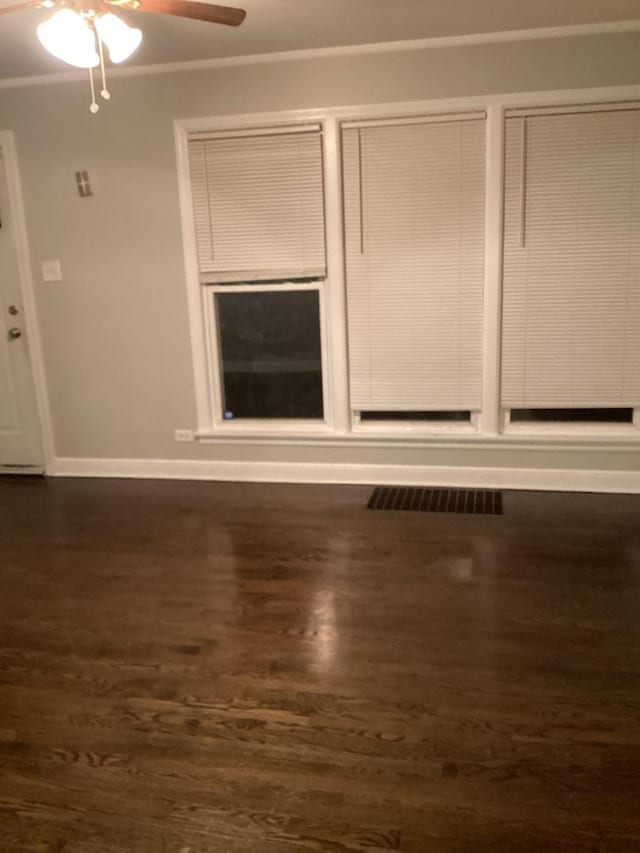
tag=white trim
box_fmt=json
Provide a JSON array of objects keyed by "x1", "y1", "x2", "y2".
[
  {"x1": 317, "y1": 275, "x2": 331, "y2": 427},
  {"x1": 480, "y1": 105, "x2": 505, "y2": 436},
  {"x1": 0, "y1": 131, "x2": 55, "y2": 472},
  {"x1": 189, "y1": 123, "x2": 322, "y2": 141},
  {"x1": 506, "y1": 101, "x2": 640, "y2": 118},
  {"x1": 206, "y1": 420, "x2": 332, "y2": 436},
  {"x1": 342, "y1": 111, "x2": 486, "y2": 129},
  {"x1": 48, "y1": 455, "x2": 640, "y2": 494},
  {"x1": 201, "y1": 268, "x2": 326, "y2": 284},
  {"x1": 504, "y1": 420, "x2": 640, "y2": 437},
  {"x1": 203, "y1": 284, "x2": 224, "y2": 427},
  {"x1": 175, "y1": 121, "x2": 212, "y2": 434},
  {"x1": 208, "y1": 281, "x2": 321, "y2": 294},
  {"x1": 173, "y1": 86, "x2": 640, "y2": 133},
  {"x1": 351, "y1": 420, "x2": 479, "y2": 439},
  {"x1": 2, "y1": 19, "x2": 640, "y2": 90},
  {"x1": 191, "y1": 432, "x2": 640, "y2": 450},
  {"x1": 320, "y1": 116, "x2": 351, "y2": 434}
]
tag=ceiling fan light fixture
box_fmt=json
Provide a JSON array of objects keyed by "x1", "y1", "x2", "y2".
[
  {"x1": 17, "y1": 0, "x2": 245, "y2": 113},
  {"x1": 36, "y1": 8, "x2": 99, "y2": 68},
  {"x1": 94, "y1": 12, "x2": 142, "y2": 64}
]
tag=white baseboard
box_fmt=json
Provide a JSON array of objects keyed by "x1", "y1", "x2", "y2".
[{"x1": 47, "y1": 456, "x2": 640, "y2": 493}]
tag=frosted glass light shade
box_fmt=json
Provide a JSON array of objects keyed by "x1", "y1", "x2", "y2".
[
  {"x1": 95, "y1": 13, "x2": 142, "y2": 63},
  {"x1": 37, "y1": 9, "x2": 99, "y2": 68}
]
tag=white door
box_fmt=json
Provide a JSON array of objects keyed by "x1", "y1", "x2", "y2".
[{"x1": 0, "y1": 145, "x2": 43, "y2": 472}]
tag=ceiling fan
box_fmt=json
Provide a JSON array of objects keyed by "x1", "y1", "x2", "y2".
[{"x1": 0, "y1": 0, "x2": 246, "y2": 111}]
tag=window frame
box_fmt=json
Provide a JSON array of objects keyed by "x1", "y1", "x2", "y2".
[
  {"x1": 499, "y1": 104, "x2": 640, "y2": 437},
  {"x1": 176, "y1": 113, "x2": 350, "y2": 440},
  {"x1": 352, "y1": 410, "x2": 481, "y2": 437},
  {"x1": 341, "y1": 113, "x2": 488, "y2": 423},
  {"x1": 175, "y1": 87, "x2": 640, "y2": 447},
  {"x1": 203, "y1": 279, "x2": 331, "y2": 434},
  {"x1": 502, "y1": 407, "x2": 640, "y2": 437}
]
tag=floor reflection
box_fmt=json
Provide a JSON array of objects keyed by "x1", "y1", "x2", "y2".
[{"x1": 309, "y1": 588, "x2": 338, "y2": 671}]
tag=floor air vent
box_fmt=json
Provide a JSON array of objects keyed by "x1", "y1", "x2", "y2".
[{"x1": 367, "y1": 487, "x2": 503, "y2": 515}]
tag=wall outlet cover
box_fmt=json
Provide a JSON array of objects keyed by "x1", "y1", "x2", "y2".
[
  {"x1": 41, "y1": 260, "x2": 63, "y2": 282},
  {"x1": 174, "y1": 429, "x2": 194, "y2": 442}
]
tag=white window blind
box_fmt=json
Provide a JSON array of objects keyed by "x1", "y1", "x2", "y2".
[
  {"x1": 188, "y1": 126, "x2": 326, "y2": 283},
  {"x1": 502, "y1": 109, "x2": 640, "y2": 408},
  {"x1": 342, "y1": 115, "x2": 486, "y2": 411}
]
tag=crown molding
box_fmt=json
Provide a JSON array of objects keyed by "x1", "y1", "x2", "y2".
[{"x1": 1, "y1": 19, "x2": 640, "y2": 90}]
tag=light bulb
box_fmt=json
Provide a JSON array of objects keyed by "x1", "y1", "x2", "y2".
[
  {"x1": 37, "y1": 9, "x2": 99, "y2": 69},
  {"x1": 95, "y1": 13, "x2": 142, "y2": 64}
]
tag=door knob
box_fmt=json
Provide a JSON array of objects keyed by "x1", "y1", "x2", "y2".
[{"x1": 8, "y1": 327, "x2": 22, "y2": 340}]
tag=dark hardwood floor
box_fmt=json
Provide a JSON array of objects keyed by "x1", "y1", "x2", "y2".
[{"x1": 1, "y1": 477, "x2": 640, "y2": 852}]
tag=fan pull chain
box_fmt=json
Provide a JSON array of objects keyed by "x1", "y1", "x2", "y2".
[
  {"x1": 88, "y1": 65, "x2": 99, "y2": 114},
  {"x1": 97, "y1": 33, "x2": 111, "y2": 101}
]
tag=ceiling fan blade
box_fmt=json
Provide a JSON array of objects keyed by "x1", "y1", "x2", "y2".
[
  {"x1": 132, "y1": 0, "x2": 245, "y2": 25},
  {"x1": 0, "y1": 1, "x2": 37, "y2": 14}
]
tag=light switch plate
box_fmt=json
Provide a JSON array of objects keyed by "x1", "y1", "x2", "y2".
[{"x1": 41, "y1": 260, "x2": 63, "y2": 282}]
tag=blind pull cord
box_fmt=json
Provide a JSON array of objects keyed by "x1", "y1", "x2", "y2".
[
  {"x1": 358, "y1": 129, "x2": 365, "y2": 255},
  {"x1": 519, "y1": 116, "x2": 528, "y2": 248}
]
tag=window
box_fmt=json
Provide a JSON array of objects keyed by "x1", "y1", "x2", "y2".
[
  {"x1": 501, "y1": 107, "x2": 640, "y2": 424},
  {"x1": 510, "y1": 408, "x2": 633, "y2": 424},
  {"x1": 179, "y1": 98, "x2": 640, "y2": 447},
  {"x1": 359, "y1": 410, "x2": 472, "y2": 422},
  {"x1": 187, "y1": 124, "x2": 328, "y2": 427},
  {"x1": 341, "y1": 113, "x2": 486, "y2": 425},
  {"x1": 214, "y1": 287, "x2": 324, "y2": 420}
]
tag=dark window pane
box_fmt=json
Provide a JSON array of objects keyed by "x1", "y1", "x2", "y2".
[
  {"x1": 360, "y1": 410, "x2": 471, "y2": 422},
  {"x1": 216, "y1": 289, "x2": 324, "y2": 419},
  {"x1": 510, "y1": 408, "x2": 633, "y2": 423}
]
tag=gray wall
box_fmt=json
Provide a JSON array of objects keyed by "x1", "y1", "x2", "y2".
[{"x1": 2, "y1": 31, "x2": 640, "y2": 473}]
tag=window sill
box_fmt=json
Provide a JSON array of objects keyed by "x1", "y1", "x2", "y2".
[
  {"x1": 194, "y1": 427, "x2": 640, "y2": 450},
  {"x1": 352, "y1": 422, "x2": 479, "y2": 438},
  {"x1": 504, "y1": 422, "x2": 640, "y2": 438}
]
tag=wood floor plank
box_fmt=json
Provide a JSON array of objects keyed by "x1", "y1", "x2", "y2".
[{"x1": 1, "y1": 478, "x2": 640, "y2": 851}]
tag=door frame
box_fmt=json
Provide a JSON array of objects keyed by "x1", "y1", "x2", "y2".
[{"x1": 0, "y1": 129, "x2": 54, "y2": 472}]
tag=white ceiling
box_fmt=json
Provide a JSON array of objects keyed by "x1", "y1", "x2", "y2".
[{"x1": 1, "y1": 0, "x2": 640, "y2": 80}]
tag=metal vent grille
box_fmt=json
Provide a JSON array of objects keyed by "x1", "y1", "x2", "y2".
[{"x1": 367, "y1": 487, "x2": 503, "y2": 515}]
